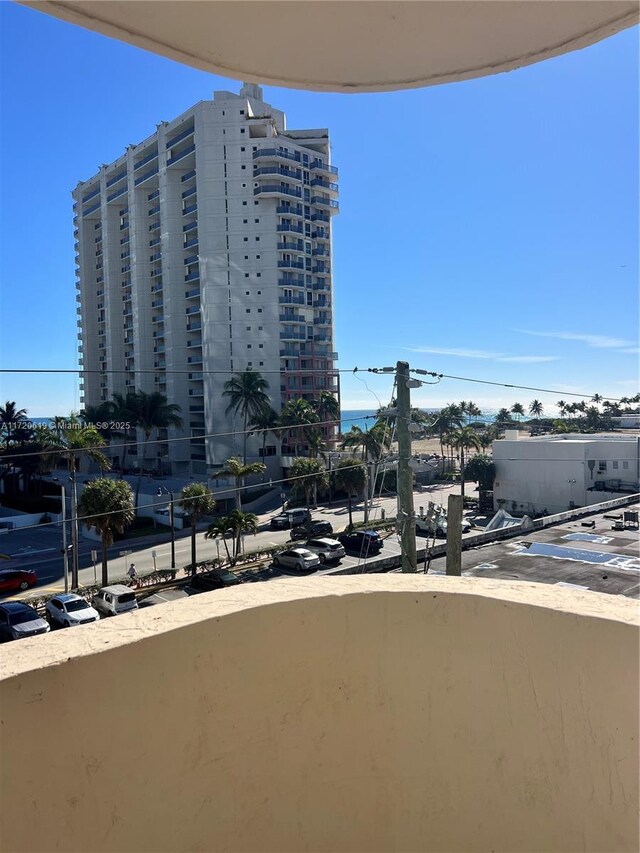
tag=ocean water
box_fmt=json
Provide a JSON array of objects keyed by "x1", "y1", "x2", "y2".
[{"x1": 341, "y1": 408, "x2": 499, "y2": 434}]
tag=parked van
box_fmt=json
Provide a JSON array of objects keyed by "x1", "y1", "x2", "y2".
[{"x1": 93, "y1": 584, "x2": 138, "y2": 617}]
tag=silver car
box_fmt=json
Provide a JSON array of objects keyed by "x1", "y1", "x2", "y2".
[
  {"x1": 46, "y1": 593, "x2": 100, "y2": 627},
  {"x1": 303, "y1": 538, "x2": 345, "y2": 564},
  {"x1": 272, "y1": 547, "x2": 321, "y2": 572}
]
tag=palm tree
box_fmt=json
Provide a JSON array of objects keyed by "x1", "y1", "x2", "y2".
[
  {"x1": 279, "y1": 398, "x2": 318, "y2": 456},
  {"x1": 249, "y1": 406, "x2": 281, "y2": 475},
  {"x1": 217, "y1": 457, "x2": 266, "y2": 510},
  {"x1": 110, "y1": 391, "x2": 139, "y2": 472},
  {"x1": 591, "y1": 394, "x2": 603, "y2": 408},
  {"x1": 179, "y1": 483, "x2": 216, "y2": 573},
  {"x1": 312, "y1": 390, "x2": 340, "y2": 425},
  {"x1": 511, "y1": 402, "x2": 525, "y2": 422},
  {"x1": 466, "y1": 401, "x2": 483, "y2": 425},
  {"x1": 494, "y1": 408, "x2": 514, "y2": 430},
  {"x1": 332, "y1": 457, "x2": 367, "y2": 528},
  {"x1": 341, "y1": 425, "x2": 366, "y2": 458},
  {"x1": 204, "y1": 515, "x2": 235, "y2": 563},
  {"x1": 450, "y1": 426, "x2": 482, "y2": 497},
  {"x1": 205, "y1": 510, "x2": 258, "y2": 560},
  {"x1": 0, "y1": 401, "x2": 28, "y2": 448},
  {"x1": 289, "y1": 457, "x2": 329, "y2": 508},
  {"x1": 304, "y1": 427, "x2": 327, "y2": 459},
  {"x1": 125, "y1": 391, "x2": 183, "y2": 505},
  {"x1": 44, "y1": 415, "x2": 112, "y2": 588},
  {"x1": 77, "y1": 478, "x2": 135, "y2": 586},
  {"x1": 223, "y1": 369, "x2": 271, "y2": 463},
  {"x1": 529, "y1": 399, "x2": 544, "y2": 419},
  {"x1": 556, "y1": 400, "x2": 568, "y2": 418}
]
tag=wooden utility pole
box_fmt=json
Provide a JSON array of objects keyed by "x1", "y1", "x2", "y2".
[
  {"x1": 396, "y1": 361, "x2": 417, "y2": 572},
  {"x1": 446, "y1": 493, "x2": 463, "y2": 576}
]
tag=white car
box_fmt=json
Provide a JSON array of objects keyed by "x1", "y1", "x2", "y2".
[
  {"x1": 303, "y1": 538, "x2": 346, "y2": 564},
  {"x1": 272, "y1": 548, "x2": 321, "y2": 572},
  {"x1": 45, "y1": 593, "x2": 101, "y2": 627},
  {"x1": 93, "y1": 585, "x2": 138, "y2": 617}
]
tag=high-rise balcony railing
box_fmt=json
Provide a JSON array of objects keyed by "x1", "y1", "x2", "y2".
[
  {"x1": 276, "y1": 204, "x2": 304, "y2": 216},
  {"x1": 253, "y1": 147, "x2": 304, "y2": 165},
  {"x1": 278, "y1": 294, "x2": 305, "y2": 306},
  {"x1": 311, "y1": 196, "x2": 339, "y2": 211},
  {"x1": 166, "y1": 125, "x2": 194, "y2": 150},
  {"x1": 310, "y1": 178, "x2": 338, "y2": 193},
  {"x1": 167, "y1": 143, "x2": 195, "y2": 166},
  {"x1": 133, "y1": 149, "x2": 158, "y2": 171},
  {"x1": 310, "y1": 211, "x2": 330, "y2": 223},
  {"x1": 280, "y1": 331, "x2": 307, "y2": 341},
  {"x1": 277, "y1": 223, "x2": 304, "y2": 235},
  {"x1": 277, "y1": 240, "x2": 305, "y2": 251},
  {"x1": 134, "y1": 166, "x2": 158, "y2": 186},
  {"x1": 254, "y1": 166, "x2": 302, "y2": 181},
  {"x1": 278, "y1": 259, "x2": 304, "y2": 270},
  {"x1": 254, "y1": 185, "x2": 302, "y2": 199},
  {"x1": 310, "y1": 158, "x2": 339, "y2": 176},
  {"x1": 278, "y1": 277, "x2": 305, "y2": 288}
]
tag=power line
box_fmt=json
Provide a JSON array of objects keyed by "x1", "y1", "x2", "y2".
[
  {"x1": 0, "y1": 367, "x2": 354, "y2": 376},
  {"x1": 365, "y1": 366, "x2": 632, "y2": 403},
  {"x1": 0, "y1": 413, "x2": 381, "y2": 463}
]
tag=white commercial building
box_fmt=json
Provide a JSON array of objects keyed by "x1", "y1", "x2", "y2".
[
  {"x1": 74, "y1": 83, "x2": 339, "y2": 476},
  {"x1": 493, "y1": 432, "x2": 640, "y2": 515}
]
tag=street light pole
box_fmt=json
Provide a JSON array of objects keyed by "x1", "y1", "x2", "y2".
[
  {"x1": 157, "y1": 486, "x2": 176, "y2": 569},
  {"x1": 55, "y1": 479, "x2": 69, "y2": 593}
]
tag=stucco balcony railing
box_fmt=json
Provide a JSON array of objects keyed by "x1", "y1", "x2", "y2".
[{"x1": 1, "y1": 577, "x2": 637, "y2": 853}]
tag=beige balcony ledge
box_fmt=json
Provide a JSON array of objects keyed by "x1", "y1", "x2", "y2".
[
  {"x1": 1, "y1": 576, "x2": 638, "y2": 853},
  {"x1": 19, "y1": 1, "x2": 639, "y2": 93}
]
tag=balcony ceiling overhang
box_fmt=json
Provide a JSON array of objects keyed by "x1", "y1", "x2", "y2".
[{"x1": 19, "y1": 0, "x2": 639, "y2": 93}]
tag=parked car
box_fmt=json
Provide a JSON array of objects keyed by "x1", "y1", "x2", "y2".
[
  {"x1": 303, "y1": 537, "x2": 345, "y2": 564},
  {"x1": 0, "y1": 569, "x2": 37, "y2": 594},
  {"x1": 415, "y1": 515, "x2": 472, "y2": 538},
  {"x1": 272, "y1": 547, "x2": 321, "y2": 572},
  {"x1": 45, "y1": 593, "x2": 100, "y2": 627},
  {"x1": 338, "y1": 530, "x2": 384, "y2": 556},
  {"x1": 93, "y1": 584, "x2": 138, "y2": 617},
  {"x1": 270, "y1": 508, "x2": 312, "y2": 530},
  {"x1": 189, "y1": 568, "x2": 242, "y2": 593},
  {"x1": 290, "y1": 520, "x2": 334, "y2": 540},
  {"x1": 0, "y1": 602, "x2": 50, "y2": 641}
]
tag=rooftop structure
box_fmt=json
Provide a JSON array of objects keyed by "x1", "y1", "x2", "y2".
[{"x1": 493, "y1": 432, "x2": 640, "y2": 515}]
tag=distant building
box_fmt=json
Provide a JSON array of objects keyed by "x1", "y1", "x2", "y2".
[
  {"x1": 73, "y1": 83, "x2": 339, "y2": 476},
  {"x1": 493, "y1": 431, "x2": 639, "y2": 515}
]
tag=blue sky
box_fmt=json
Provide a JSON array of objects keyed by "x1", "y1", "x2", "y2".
[{"x1": 0, "y1": 4, "x2": 637, "y2": 417}]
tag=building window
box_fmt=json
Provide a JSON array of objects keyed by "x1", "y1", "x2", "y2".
[
  {"x1": 598, "y1": 461, "x2": 607, "y2": 473},
  {"x1": 246, "y1": 309, "x2": 251, "y2": 313},
  {"x1": 242, "y1": 201, "x2": 247, "y2": 206},
  {"x1": 245, "y1": 273, "x2": 249, "y2": 278},
  {"x1": 258, "y1": 326, "x2": 263, "y2": 331},
  {"x1": 247, "y1": 344, "x2": 252, "y2": 349},
  {"x1": 259, "y1": 361, "x2": 264, "y2": 366},
  {"x1": 254, "y1": 218, "x2": 259, "y2": 223},
  {"x1": 240, "y1": 128, "x2": 245, "y2": 133},
  {"x1": 243, "y1": 237, "x2": 248, "y2": 242},
  {"x1": 245, "y1": 291, "x2": 250, "y2": 295},
  {"x1": 255, "y1": 236, "x2": 260, "y2": 241},
  {"x1": 259, "y1": 344, "x2": 264, "y2": 349},
  {"x1": 254, "y1": 201, "x2": 259, "y2": 205},
  {"x1": 623, "y1": 461, "x2": 629, "y2": 470},
  {"x1": 257, "y1": 273, "x2": 261, "y2": 278},
  {"x1": 613, "y1": 460, "x2": 619, "y2": 469},
  {"x1": 243, "y1": 219, "x2": 248, "y2": 224},
  {"x1": 257, "y1": 290, "x2": 261, "y2": 295},
  {"x1": 240, "y1": 110, "x2": 245, "y2": 115},
  {"x1": 241, "y1": 183, "x2": 247, "y2": 188},
  {"x1": 256, "y1": 254, "x2": 260, "y2": 259},
  {"x1": 241, "y1": 147, "x2": 245, "y2": 152},
  {"x1": 257, "y1": 308, "x2": 262, "y2": 313},
  {"x1": 241, "y1": 165, "x2": 246, "y2": 170},
  {"x1": 244, "y1": 255, "x2": 249, "y2": 260}
]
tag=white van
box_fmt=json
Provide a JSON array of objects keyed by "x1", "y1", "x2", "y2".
[{"x1": 93, "y1": 584, "x2": 139, "y2": 617}]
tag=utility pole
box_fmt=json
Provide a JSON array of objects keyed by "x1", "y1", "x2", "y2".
[
  {"x1": 396, "y1": 360, "x2": 417, "y2": 572},
  {"x1": 445, "y1": 493, "x2": 463, "y2": 576}
]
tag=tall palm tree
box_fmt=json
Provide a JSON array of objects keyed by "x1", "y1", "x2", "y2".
[
  {"x1": 77, "y1": 478, "x2": 135, "y2": 586},
  {"x1": 312, "y1": 390, "x2": 340, "y2": 423},
  {"x1": 340, "y1": 425, "x2": 366, "y2": 459},
  {"x1": 125, "y1": 391, "x2": 183, "y2": 505},
  {"x1": 529, "y1": 399, "x2": 544, "y2": 418},
  {"x1": 179, "y1": 483, "x2": 216, "y2": 573},
  {"x1": 556, "y1": 400, "x2": 568, "y2": 418},
  {"x1": 223, "y1": 369, "x2": 271, "y2": 463},
  {"x1": 110, "y1": 391, "x2": 139, "y2": 472},
  {"x1": 511, "y1": 402, "x2": 525, "y2": 422},
  {"x1": 289, "y1": 457, "x2": 329, "y2": 508},
  {"x1": 450, "y1": 426, "x2": 482, "y2": 498},
  {"x1": 249, "y1": 406, "x2": 281, "y2": 475},
  {"x1": 591, "y1": 393, "x2": 603, "y2": 408},
  {"x1": 304, "y1": 427, "x2": 327, "y2": 459},
  {"x1": 216, "y1": 457, "x2": 266, "y2": 510},
  {"x1": 279, "y1": 398, "x2": 318, "y2": 456}
]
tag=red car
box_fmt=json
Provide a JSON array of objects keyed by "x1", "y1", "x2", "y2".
[{"x1": 0, "y1": 569, "x2": 38, "y2": 594}]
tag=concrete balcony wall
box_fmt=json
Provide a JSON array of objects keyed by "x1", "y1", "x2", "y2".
[{"x1": 1, "y1": 577, "x2": 638, "y2": 853}]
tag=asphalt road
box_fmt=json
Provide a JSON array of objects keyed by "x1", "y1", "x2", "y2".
[{"x1": 0, "y1": 482, "x2": 467, "y2": 598}]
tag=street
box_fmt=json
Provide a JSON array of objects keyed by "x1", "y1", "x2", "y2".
[{"x1": 0, "y1": 482, "x2": 468, "y2": 597}]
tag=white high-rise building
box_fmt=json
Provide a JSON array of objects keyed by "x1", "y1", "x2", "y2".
[{"x1": 74, "y1": 83, "x2": 339, "y2": 476}]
